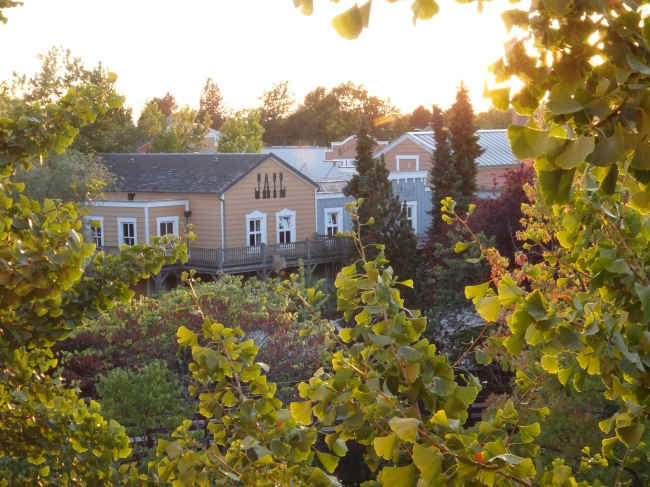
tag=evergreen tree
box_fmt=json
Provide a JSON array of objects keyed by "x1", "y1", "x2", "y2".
[
  {"x1": 343, "y1": 123, "x2": 417, "y2": 281},
  {"x1": 152, "y1": 92, "x2": 177, "y2": 118},
  {"x1": 448, "y1": 82, "x2": 483, "y2": 212},
  {"x1": 198, "y1": 77, "x2": 228, "y2": 130},
  {"x1": 429, "y1": 105, "x2": 458, "y2": 232}
]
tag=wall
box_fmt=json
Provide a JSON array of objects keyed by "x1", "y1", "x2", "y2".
[
  {"x1": 477, "y1": 166, "x2": 510, "y2": 192},
  {"x1": 224, "y1": 159, "x2": 316, "y2": 246},
  {"x1": 90, "y1": 206, "x2": 145, "y2": 246},
  {"x1": 380, "y1": 138, "x2": 432, "y2": 173},
  {"x1": 100, "y1": 192, "x2": 221, "y2": 249}
]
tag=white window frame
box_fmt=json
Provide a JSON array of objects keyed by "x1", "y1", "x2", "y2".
[
  {"x1": 117, "y1": 217, "x2": 137, "y2": 246},
  {"x1": 275, "y1": 208, "x2": 297, "y2": 244},
  {"x1": 88, "y1": 216, "x2": 104, "y2": 247},
  {"x1": 337, "y1": 159, "x2": 355, "y2": 168},
  {"x1": 324, "y1": 207, "x2": 343, "y2": 237},
  {"x1": 246, "y1": 210, "x2": 267, "y2": 247},
  {"x1": 396, "y1": 155, "x2": 420, "y2": 172},
  {"x1": 156, "y1": 216, "x2": 179, "y2": 236},
  {"x1": 405, "y1": 201, "x2": 417, "y2": 234}
]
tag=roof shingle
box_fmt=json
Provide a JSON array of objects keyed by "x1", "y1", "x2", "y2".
[{"x1": 99, "y1": 153, "x2": 318, "y2": 194}]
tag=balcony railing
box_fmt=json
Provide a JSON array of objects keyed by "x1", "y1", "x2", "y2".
[{"x1": 96, "y1": 236, "x2": 351, "y2": 271}]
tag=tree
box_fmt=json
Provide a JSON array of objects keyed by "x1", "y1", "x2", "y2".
[
  {"x1": 197, "y1": 77, "x2": 228, "y2": 130},
  {"x1": 13, "y1": 149, "x2": 116, "y2": 203},
  {"x1": 136, "y1": 100, "x2": 168, "y2": 142},
  {"x1": 258, "y1": 81, "x2": 295, "y2": 146},
  {"x1": 145, "y1": 105, "x2": 210, "y2": 153},
  {"x1": 475, "y1": 106, "x2": 513, "y2": 130},
  {"x1": 152, "y1": 92, "x2": 177, "y2": 118},
  {"x1": 170, "y1": 105, "x2": 210, "y2": 151},
  {"x1": 96, "y1": 362, "x2": 192, "y2": 459},
  {"x1": 343, "y1": 123, "x2": 417, "y2": 281},
  {"x1": 216, "y1": 109, "x2": 264, "y2": 153},
  {"x1": 428, "y1": 105, "x2": 458, "y2": 233},
  {"x1": 410, "y1": 104, "x2": 431, "y2": 129},
  {"x1": 448, "y1": 82, "x2": 483, "y2": 212},
  {"x1": 0, "y1": 43, "x2": 190, "y2": 482},
  {"x1": 3, "y1": 47, "x2": 137, "y2": 153},
  {"x1": 469, "y1": 162, "x2": 536, "y2": 263}
]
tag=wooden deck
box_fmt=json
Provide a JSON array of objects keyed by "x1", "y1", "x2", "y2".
[{"x1": 97, "y1": 235, "x2": 352, "y2": 281}]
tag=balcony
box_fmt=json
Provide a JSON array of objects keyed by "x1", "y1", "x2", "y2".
[{"x1": 97, "y1": 235, "x2": 352, "y2": 278}]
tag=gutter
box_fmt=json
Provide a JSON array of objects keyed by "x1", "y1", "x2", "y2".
[{"x1": 219, "y1": 193, "x2": 226, "y2": 250}]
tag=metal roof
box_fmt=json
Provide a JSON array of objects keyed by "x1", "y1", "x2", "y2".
[
  {"x1": 375, "y1": 129, "x2": 519, "y2": 168},
  {"x1": 100, "y1": 153, "x2": 319, "y2": 194}
]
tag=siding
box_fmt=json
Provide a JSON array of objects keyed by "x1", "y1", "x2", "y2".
[
  {"x1": 224, "y1": 159, "x2": 316, "y2": 246},
  {"x1": 317, "y1": 178, "x2": 431, "y2": 237},
  {"x1": 90, "y1": 206, "x2": 145, "y2": 246},
  {"x1": 102, "y1": 192, "x2": 221, "y2": 249},
  {"x1": 477, "y1": 166, "x2": 510, "y2": 192},
  {"x1": 381, "y1": 139, "x2": 432, "y2": 173},
  {"x1": 317, "y1": 196, "x2": 356, "y2": 234}
]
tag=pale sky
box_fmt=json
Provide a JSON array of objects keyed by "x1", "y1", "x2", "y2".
[{"x1": 0, "y1": 0, "x2": 519, "y2": 119}]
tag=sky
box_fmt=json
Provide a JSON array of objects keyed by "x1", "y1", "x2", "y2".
[{"x1": 0, "y1": 0, "x2": 521, "y2": 119}]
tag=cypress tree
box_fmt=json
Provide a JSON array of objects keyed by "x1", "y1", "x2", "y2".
[
  {"x1": 448, "y1": 82, "x2": 484, "y2": 212},
  {"x1": 344, "y1": 122, "x2": 417, "y2": 281},
  {"x1": 429, "y1": 105, "x2": 458, "y2": 232},
  {"x1": 429, "y1": 84, "x2": 484, "y2": 232}
]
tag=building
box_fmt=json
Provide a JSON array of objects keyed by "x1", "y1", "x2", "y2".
[{"x1": 90, "y1": 153, "x2": 351, "y2": 292}]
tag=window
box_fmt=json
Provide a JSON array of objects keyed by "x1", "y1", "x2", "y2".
[
  {"x1": 117, "y1": 217, "x2": 137, "y2": 246},
  {"x1": 245, "y1": 210, "x2": 267, "y2": 247},
  {"x1": 337, "y1": 159, "x2": 355, "y2": 168},
  {"x1": 324, "y1": 207, "x2": 343, "y2": 236},
  {"x1": 128, "y1": 193, "x2": 136, "y2": 201},
  {"x1": 405, "y1": 202, "x2": 417, "y2": 233},
  {"x1": 396, "y1": 156, "x2": 420, "y2": 172},
  {"x1": 275, "y1": 208, "x2": 296, "y2": 244},
  {"x1": 156, "y1": 216, "x2": 179, "y2": 236},
  {"x1": 89, "y1": 217, "x2": 104, "y2": 247}
]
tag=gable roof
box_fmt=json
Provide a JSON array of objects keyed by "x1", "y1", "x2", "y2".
[
  {"x1": 373, "y1": 129, "x2": 519, "y2": 168},
  {"x1": 100, "y1": 153, "x2": 319, "y2": 194}
]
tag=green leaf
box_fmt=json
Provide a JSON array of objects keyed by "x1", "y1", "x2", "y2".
[
  {"x1": 487, "y1": 87, "x2": 510, "y2": 112},
  {"x1": 290, "y1": 401, "x2": 313, "y2": 425},
  {"x1": 476, "y1": 295, "x2": 500, "y2": 322},
  {"x1": 507, "y1": 125, "x2": 550, "y2": 159},
  {"x1": 537, "y1": 166, "x2": 576, "y2": 206},
  {"x1": 166, "y1": 441, "x2": 183, "y2": 459},
  {"x1": 505, "y1": 335, "x2": 524, "y2": 356},
  {"x1": 498, "y1": 275, "x2": 525, "y2": 307},
  {"x1": 616, "y1": 422, "x2": 645, "y2": 446},
  {"x1": 332, "y1": 3, "x2": 366, "y2": 39},
  {"x1": 398, "y1": 346, "x2": 421, "y2": 361},
  {"x1": 412, "y1": 443, "x2": 442, "y2": 484},
  {"x1": 381, "y1": 463, "x2": 415, "y2": 487},
  {"x1": 177, "y1": 326, "x2": 198, "y2": 347},
  {"x1": 389, "y1": 417, "x2": 420, "y2": 443},
  {"x1": 411, "y1": 0, "x2": 439, "y2": 22},
  {"x1": 454, "y1": 241, "x2": 471, "y2": 253},
  {"x1": 373, "y1": 433, "x2": 397, "y2": 460},
  {"x1": 585, "y1": 125, "x2": 625, "y2": 167},
  {"x1": 541, "y1": 355, "x2": 559, "y2": 373},
  {"x1": 558, "y1": 366, "x2": 574, "y2": 386},
  {"x1": 316, "y1": 451, "x2": 340, "y2": 473},
  {"x1": 466, "y1": 282, "x2": 489, "y2": 302},
  {"x1": 556, "y1": 135, "x2": 595, "y2": 169}
]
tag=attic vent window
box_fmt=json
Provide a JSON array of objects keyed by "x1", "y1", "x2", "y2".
[
  {"x1": 213, "y1": 157, "x2": 219, "y2": 161},
  {"x1": 128, "y1": 193, "x2": 135, "y2": 201},
  {"x1": 130, "y1": 158, "x2": 134, "y2": 162}
]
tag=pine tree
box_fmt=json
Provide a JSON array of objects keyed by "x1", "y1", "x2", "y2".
[
  {"x1": 448, "y1": 82, "x2": 484, "y2": 212},
  {"x1": 198, "y1": 78, "x2": 228, "y2": 130},
  {"x1": 344, "y1": 123, "x2": 417, "y2": 281},
  {"x1": 429, "y1": 104, "x2": 458, "y2": 232}
]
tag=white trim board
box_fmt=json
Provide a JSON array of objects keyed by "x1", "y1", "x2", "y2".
[
  {"x1": 246, "y1": 210, "x2": 267, "y2": 246},
  {"x1": 93, "y1": 199, "x2": 190, "y2": 210},
  {"x1": 275, "y1": 208, "x2": 297, "y2": 244},
  {"x1": 156, "y1": 216, "x2": 180, "y2": 236},
  {"x1": 396, "y1": 155, "x2": 419, "y2": 172},
  {"x1": 117, "y1": 217, "x2": 138, "y2": 246}
]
